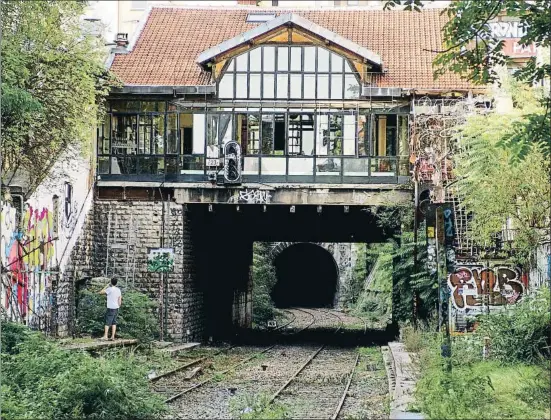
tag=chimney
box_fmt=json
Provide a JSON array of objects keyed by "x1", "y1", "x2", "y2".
[{"x1": 115, "y1": 33, "x2": 129, "y2": 48}]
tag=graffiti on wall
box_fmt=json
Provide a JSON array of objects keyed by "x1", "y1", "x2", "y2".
[
  {"x1": 1, "y1": 201, "x2": 57, "y2": 327},
  {"x1": 229, "y1": 189, "x2": 272, "y2": 204},
  {"x1": 447, "y1": 265, "x2": 526, "y2": 310},
  {"x1": 169, "y1": 207, "x2": 184, "y2": 254}
]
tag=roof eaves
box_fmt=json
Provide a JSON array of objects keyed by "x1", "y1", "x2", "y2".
[{"x1": 113, "y1": 85, "x2": 216, "y2": 95}]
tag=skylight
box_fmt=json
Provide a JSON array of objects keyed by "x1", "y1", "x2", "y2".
[{"x1": 246, "y1": 13, "x2": 276, "y2": 23}]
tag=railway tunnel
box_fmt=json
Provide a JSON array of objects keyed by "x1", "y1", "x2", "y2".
[
  {"x1": 187, "y1": 203, "x2": 395, "y2": 341},
  {"x1": 90, "y1": 186, "x2": 409, "y2": 343},
  {"x1": 271, "y1": 243, "x2": 339, "y2": 308}
]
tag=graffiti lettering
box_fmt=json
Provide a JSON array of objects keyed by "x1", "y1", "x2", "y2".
[
  {"x1": 447, "y1": 265, "x2": 524, "y2": 310},
  {"x1": 443, "y1": 208, "x2": 454, "y2": 239},
  {"x1": 229, "y1": 189, "x2": 272, "y2": 204}
]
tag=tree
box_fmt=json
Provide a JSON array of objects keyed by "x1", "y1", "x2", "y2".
[
  {"x1": 1, "y1": 0, "x2": 115, "y2": 193},
  {"x1": 454, "y1": 79, "x2": 550, "y2": 265},
  {"x1": 385, "y1": 0, "x2": 550, "y2": 160},
  {"x1": 385, "y1": 0, "x2": 550, "y2": 86}
]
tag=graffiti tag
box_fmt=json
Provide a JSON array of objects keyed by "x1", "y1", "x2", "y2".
[
  {"x1": 229, "y1": 189, "x2": 272, "y2": 204},
  {"x1": 447, "y1": 265, "x2": 524, "y2": 310}
]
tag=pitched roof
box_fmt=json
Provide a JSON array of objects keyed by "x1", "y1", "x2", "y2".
[
  {"x1": 109, "y1": 6, "x2": 478, "y2": 92},
  {"x1": 196, "y1": 13, "x2": 382, "y2": 69}
]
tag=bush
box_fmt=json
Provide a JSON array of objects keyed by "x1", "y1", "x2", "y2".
[
  {"x1": 0, "y1": 319, "x2": 34, "y2": 354},
  {"x1": 76, "y1": 287, "x2": 159, "y2": 343},
  {"x1": 1, "y1": 323, "x2": 166, "y2": 419},
  {"x1": 411, "y1": 290, "x2": 551, "y2": 419},
  {"x1": 251, "y1": 243, "x2": 278, "y2": 326},
  {"x1": 474, "y1": 287, "x2": 550, "y2": 364}
]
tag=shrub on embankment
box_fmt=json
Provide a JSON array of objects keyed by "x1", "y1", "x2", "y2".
[
  {"x1": 251, "y1": 242, "x2": 278, "y2": 326},
  {"x1": 0, "y1": 321, "x2": 166, "y2": 419},
  {"x1": 76, "y1": 283, "x2": 159, "y2": 343},
  {"x1": 409, "y1": 288, "x2": 550, "y2": 419}
]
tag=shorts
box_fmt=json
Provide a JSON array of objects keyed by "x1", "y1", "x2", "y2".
[{"x1": 105, "y1": 308, "x2": 119, "y2": 326}]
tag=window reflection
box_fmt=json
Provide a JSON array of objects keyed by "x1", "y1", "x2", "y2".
[
  {"x1": 263, "y1": 74, "x2": 275, "y2": 98},
  {"x1": 235, "y1": 114, "x2": 260, "y2": 155},
  {"x1": 249, "y1": 48, "x2": 261, "y2": 72},
  {"x1": 304, "y1": 47, "x2": 316, "y2": 72},
  {"x1": 288, "y1": 114, "x2": 314, "y2": 156}
]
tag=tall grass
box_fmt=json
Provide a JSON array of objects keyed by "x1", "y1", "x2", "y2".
[{"x1": 408, "y1": 288, "x2": 550, "y2": 419}]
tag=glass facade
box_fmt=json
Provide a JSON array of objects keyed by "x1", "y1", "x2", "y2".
[
  {"x1": 218, "y1": 45, "x2": 361, "y2": 100},
  {"x1": 98, "y1": 47, "x2": 409, "y2": 183}
]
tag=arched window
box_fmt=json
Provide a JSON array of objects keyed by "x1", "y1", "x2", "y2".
[{"x1": 218, "y1": 46, "x2": 360, "y2": 100}]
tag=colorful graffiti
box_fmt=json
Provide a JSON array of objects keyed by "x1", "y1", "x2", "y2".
[
  {"x1": 447, "y1": 265, "x2": 526, "y2": 310},
  {"x1": 1, "y1": 201, "x2": 57, "y2": 327}
]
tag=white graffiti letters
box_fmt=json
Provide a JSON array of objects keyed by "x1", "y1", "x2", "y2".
[{"x1": 229, "y1": 189, "x2": 272, "y2": 204}]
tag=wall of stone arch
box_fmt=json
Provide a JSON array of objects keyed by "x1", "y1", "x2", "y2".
[{"x1": 269, "y1": 241, "x2": 363, "y2": 309}]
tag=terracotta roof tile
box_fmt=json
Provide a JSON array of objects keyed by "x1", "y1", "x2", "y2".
[{"x1": 109, "y1": 6, "x2": 476, "y2": 91}]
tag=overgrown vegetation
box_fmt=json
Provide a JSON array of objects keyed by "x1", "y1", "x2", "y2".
[
  {"x1": 409, "y1": 288, "x2": 550, "y2": 419},
  {"x1": 230, "y1": 393, "x2": 289, "y2": 419},
  {"x1": 454, "y1": 79, "x2": 550, "y2": 265},
  {"x1": 251, "y1": 242, "x2": 278, "y2": 326},
  {"x1": 76, "y1": 284, "x2": 159, "y2": 343},
  {"x1": 1, "y1": 0, "x2": 116, "y2": 190},
  {"x1": 354, "y1": 206, "x2": 436, "y2": 325},
  {"x1": 352, "y1": 242, "x2": 393, "y2": 324},
  {"x1": 0, "y1": 320, "x2": 166, "y2": 419}
]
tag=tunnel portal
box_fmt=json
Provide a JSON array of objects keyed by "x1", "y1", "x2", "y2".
[{"x1": 272, "y1": 243, "x2": 338, "y2": 308}]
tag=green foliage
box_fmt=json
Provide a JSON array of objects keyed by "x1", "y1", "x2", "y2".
[
  {"x1": 1, "y1": 0, "x2": 117, "y2": 189},
  {"x1": 251, "y1": 242, "x2": 278, "y2": 325},
  {"x1": 341, "y1": 243, "x2": 368, "y2": 308},
  {"x1": 230, "y1": 393, "x2": 289, "y2": 419},
  {"x1": 409, "y1": 290, "x2": 551, "y2": 419},
  {"x1": 384, "y1": 0, "x2": 551, "y2": 87},
  {"x1": 353, "y1": 242, "x2": 393, "y2": 323},
  {"x1": 358, "y1": 207, "x2": 436, "y2": 324},
  {"x1": 474, "y1": 287, "x2": 550, "y2": 364},
  {"x1": 0, "y1": 319, "x2": 34, "y2": 354},
  {"x1": 454, "y1": 81, "x2": 550, "y2": 264},
  {"x1": 147, "y1": 252, "x2": 174, "y2": 273},
  {"x1": 392, "y1": 225, "x2": 436, "y2": 322},
  {"x1": 0, "y1": 323, "x2": 166, "y2": 419},
  {"x1": 76, "y1": 287, "x2": 159, "y2": 343}
]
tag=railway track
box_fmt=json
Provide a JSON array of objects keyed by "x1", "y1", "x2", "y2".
[
  {"x1": 265, "y1": 309, "x2": 360, "y2": 419},
  {"x1": 151, "y1": 308, "x2": 316, "y2": 403},
  {"x1": 159, "y1": 308, "x2": 366, "y2": 419}
]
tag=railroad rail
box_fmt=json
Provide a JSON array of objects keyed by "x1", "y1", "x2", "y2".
[
  {"x1": 153, "y1": 308, "x2": 317, "y2": 403},
  {"x1": 265, "y1": 308, "x2": 361, "y2": 419}
]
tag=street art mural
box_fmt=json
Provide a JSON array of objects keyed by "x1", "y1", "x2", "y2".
[
  {"x1": 447, "y1": 265, "x2": 527, "y2": 311},
  {"x1": 1, "y1": 201, "x2": 57, "y2": 328}
]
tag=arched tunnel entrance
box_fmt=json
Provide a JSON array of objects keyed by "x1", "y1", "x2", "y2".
[{"x1": 271, "y1": 243, "x2": 338, "y2": 308}]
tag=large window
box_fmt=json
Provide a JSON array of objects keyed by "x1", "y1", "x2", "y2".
[
  {"x1": 218, "y1": 45, "x2": 361, "y2": 100},
  {"x1": 98, "y1": 100, "x2": 409, "y2": 180}
]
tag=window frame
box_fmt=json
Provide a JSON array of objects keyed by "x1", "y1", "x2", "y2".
[{"x1": 217, "y1": 44, "x2": 361, "y2": 101}]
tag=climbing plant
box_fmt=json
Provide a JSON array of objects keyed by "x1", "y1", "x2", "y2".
[{"x1": 251, "y1": 242, "x2": 278, "y2": 325}]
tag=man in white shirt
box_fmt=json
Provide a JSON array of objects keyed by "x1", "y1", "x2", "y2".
[{"x1": 99, "y1": 278, "x2": 122, "y2": 341}]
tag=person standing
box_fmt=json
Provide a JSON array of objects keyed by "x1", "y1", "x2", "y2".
[{"x1": 99, "y1": 278, "x2": 122, "y2": 340}]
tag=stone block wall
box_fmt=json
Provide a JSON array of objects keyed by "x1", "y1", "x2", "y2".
[{"x1": 64, "y1": 199, "x2": 204, "y2": 342}]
